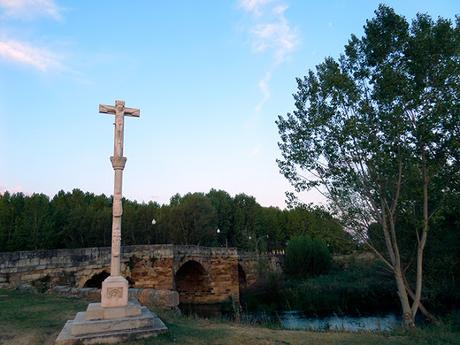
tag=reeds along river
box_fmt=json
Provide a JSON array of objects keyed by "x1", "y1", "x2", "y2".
[{"x1": 180, "y1": 303, "x2": 404, "y2": 332}]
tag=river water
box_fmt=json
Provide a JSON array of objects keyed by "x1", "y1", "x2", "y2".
[
  {"x1": 279, "y1": 311, "x2": 399, "y2": 332},
  {"x1": 181, "y1": 304, "x2": 401, "y2": 332}
]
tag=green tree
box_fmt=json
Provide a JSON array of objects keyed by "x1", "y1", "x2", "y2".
[
  {"x1": 50, "y1": 189, "x2": 95, "y2": 248},
  {"x1": 206, "y1": 189, "x2": 235, "y2": 247},
  {"x1": 284, "y1": 206, "x2": 353, "y2": 254},
  {"x1": 86, "y1": 193, "x2": 111, "y2": 247},
  {"x1": 257, "y1": 206, "x2": 284, "y2": 251},
  {"x1": 123, "y1": 199, "x2": 160, "y2": 245},
  {"x1": 19, "y1": 193, "x2": 54, "y2": 250},
  {"x1": 159, "y1": 193, "x2": 217, "y2": 245},
  {"x1": 277, "y1": 5, "x2": 460, "y2": 326},
  {"x1": 0, "y1": 192, "x2": 26, "y2": 251},
  {"x1": 284, "y1": 234, "x2": 331, "y2": 277},
  {"x1": 233, "y1": 193, "x2": 261, "y2": 250}
]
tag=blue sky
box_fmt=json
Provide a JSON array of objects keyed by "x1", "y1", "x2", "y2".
[{"x1": 1, "y1": 0, "x2": 458, "y2": 208}]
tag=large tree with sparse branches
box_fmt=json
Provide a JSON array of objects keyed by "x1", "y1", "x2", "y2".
[{"x1": 277, "y1": 5, "x2": 460, "y2": 327}]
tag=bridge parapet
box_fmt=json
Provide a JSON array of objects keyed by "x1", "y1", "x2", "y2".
[
  {"x1": 237, "y1": 251, "x2": 284, "y2": 286},
  {"x1": 173, "y1": 245, "x2": 238, "y2": 257},
  {"x1": 0, "y1": 245, "x2": 176, "y2": 288},
  {"x1": 0, "y1": 245, "x2": 282, "y2": 306}
]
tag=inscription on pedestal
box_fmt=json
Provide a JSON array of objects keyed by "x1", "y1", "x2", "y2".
[
  {"x1": 101, "y1": 276, "x2": 129, "y2": 307},
  {"x1": 107, "y1": 287, "x2": 123, "y2": 299}
]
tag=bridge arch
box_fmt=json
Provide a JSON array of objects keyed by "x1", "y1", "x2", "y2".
[
  {"x1": 83, "y1": 270, "x2": 109, "y2": 288},
  {"x1": 175, "y1": 260, "x2": 212, "y2": 304},
  {"x1": 238, "y1": 264, "x2": 247, "y2": 291}
]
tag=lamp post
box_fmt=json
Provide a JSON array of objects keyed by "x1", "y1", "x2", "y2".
[
  {"x1": 216, "y1": 228, "x2": 228, "y2": 248},
  {"x1": 151, "y1": 218, "x2": 157, "y2": 244},
  {"x1": 249, "y1": 234, "x2": 269, "y2": 260}
]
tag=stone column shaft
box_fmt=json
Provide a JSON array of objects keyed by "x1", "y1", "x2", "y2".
[
  {"x1": 110, "y1": 107, "x2": 125, "y2": 277},
  {"x1": 110, "y1": 167, "x2": 124, "y2": 276},
  {"x1": 99, "y1": 100, "x2": 139, "y2": 308}
]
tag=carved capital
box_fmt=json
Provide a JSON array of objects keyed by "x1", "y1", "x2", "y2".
[{"x1": 110, "y1": 156, "x2": 127, "y2": 170}]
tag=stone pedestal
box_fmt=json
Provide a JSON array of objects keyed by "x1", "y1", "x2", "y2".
[
  {"x1": 55, "y1": 301, "x2": 167, "y2": 345},
  {"x1": 101, "y1": 276, "x2": 128, "y2": 308},
  {"x1": 86, "y1": 302, "x2": 141, "y2": 320}
]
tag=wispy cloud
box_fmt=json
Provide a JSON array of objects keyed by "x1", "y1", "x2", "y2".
[
  {"x1": 239, "y1": 0, "x2": 272, "y2": 16},
  {"x1": 238, "y1": 0, "x2": 298, "y2": 114},
  {"x1": 255, "y1": 71, "x2": 271, "y2": 112},
  {"x1": 0, "y1": 0, "x2": 62, "y2": 20},
  {"x1": 0, "y1": 0, "x2": 64, "y2": 71},
  {"x1": 250, "y1": 4, "x2": 297, "y2": 65},
  {"x1": 0, "y1": 39, "x2": 61, "y2": 71}
]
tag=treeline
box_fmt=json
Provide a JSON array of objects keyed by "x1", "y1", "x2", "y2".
[{"x1": 0, "y1": 188, "x2": 354, "y2": 253}]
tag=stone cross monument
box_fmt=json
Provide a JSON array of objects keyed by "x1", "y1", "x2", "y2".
[
  {"x1": 55, "y1": 100, "x2": 166, "y2": 344},
  {"x1": 99, "y1": 100, "x2": 139, "y2": 308}
]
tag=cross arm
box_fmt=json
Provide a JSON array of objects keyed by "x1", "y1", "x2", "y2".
[
  {"x1": 99, "y1": 104, "x2": 116, "y2": 114},
  {"x1": 123, "y1": 107, "x2": 140, "y2": 117},
  {"x1": 99, "y1": 104, "x2": 140, "y2": 117}
]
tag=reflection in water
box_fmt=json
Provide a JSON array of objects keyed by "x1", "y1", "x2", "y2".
[
  {"x1": 180, "y1": 303, "x2": 401, "y2": 332},
  {"x1": 280, "y1": 311, "x2": 400, "y2": 332}
]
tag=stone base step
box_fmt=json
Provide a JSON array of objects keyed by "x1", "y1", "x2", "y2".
[
  {"x1": 55, "y1": 306, "x2": 167, "y2": 344},
  {"x1": 85, "y1": 302, "x2": 142, "y2": 321}
]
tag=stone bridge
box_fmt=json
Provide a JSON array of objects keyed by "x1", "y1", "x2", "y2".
[{"x1": 0, "y1": 245, "x2": 282, "y2": 306}]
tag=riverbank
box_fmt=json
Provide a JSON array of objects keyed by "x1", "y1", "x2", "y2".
[
  {"x1": 1, "y1": 289, "x2": 459, "y2": 345},
  {"x1": 241, "y1": 262, "x2": 399, "y2": 316}
]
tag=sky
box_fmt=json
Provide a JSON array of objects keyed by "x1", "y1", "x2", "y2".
[{"x1": 0, "y1": 0, "x2": 458, "y2": 208}]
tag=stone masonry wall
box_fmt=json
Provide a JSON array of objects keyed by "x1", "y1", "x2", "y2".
[
  {"x1": 0, "y1": 245, "x2": 176, "y2": 290},
  {"x1": 238, "y1": 252, "x2": 284, "y2": 287},
  {"x1": 0, "y1": 245, "x2": 261, "y2": 305},
  {"x1": 173, "y1": 246, "x2": 239, "y2": 304}
]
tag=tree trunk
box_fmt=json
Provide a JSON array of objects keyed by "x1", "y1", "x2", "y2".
[
  {"x1": 394, "y1": 266, "x2": 416, "y2": 327},
  {"x1": 411, "y1": 156, "x2": 430, "y2": 318},
  {"x1": 380, "y1": 201, "x2": 416, "y2": 328},
  {"x1": 402, "y1": 273, "x2": 438, "y2": 323}
]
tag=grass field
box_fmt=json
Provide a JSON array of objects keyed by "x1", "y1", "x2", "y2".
[{"x1": 0, "y1": 288, "x2": 459, "y2": 345}]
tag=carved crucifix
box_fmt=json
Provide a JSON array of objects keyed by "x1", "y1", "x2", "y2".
[{"x1": 99, "y1": 100, "x2": 140, "y2": 307}]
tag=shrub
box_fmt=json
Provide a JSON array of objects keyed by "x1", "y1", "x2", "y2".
[
  {"x1": 241, "y1": 261, "x2": 399, "y2": 315},
  {"x1": 284, "y1": 235, "x2": 331, "y2": 277},
  {"x1": 240, "y1": 272, "x2": 284, "y2": 313},
  {"x1": 283, "y1": 262, "x2": 398, "y2": 315}
]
